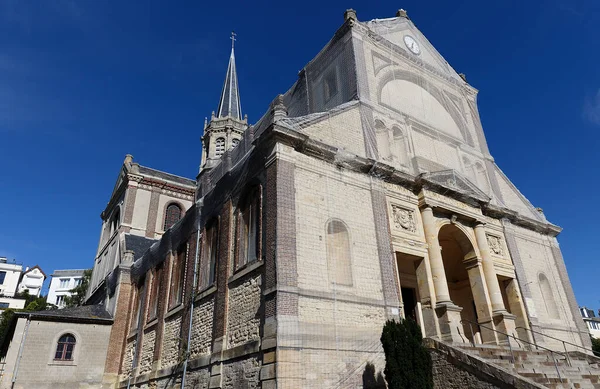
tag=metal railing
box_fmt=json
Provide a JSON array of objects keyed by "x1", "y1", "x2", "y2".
[
  {"x1": 460, "y1": 319, "x2": 566, "y2": 382},
  {"x1": 516, "y1": 326, "x2": 600, "y2": 359}
]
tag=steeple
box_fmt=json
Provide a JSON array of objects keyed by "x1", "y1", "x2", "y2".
[
  {"x1": 216, "y1": 32, "x2": 242, "y2": 119},
  {"x1": 199, "y1": 32, "x2": 248, "y2": 174}
]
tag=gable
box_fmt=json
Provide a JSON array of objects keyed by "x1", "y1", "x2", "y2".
[
  {"x1": 362, "y1": 17, "x2": 463, "y2": 83},
  {"x1": 421, "y1": 169, "x2": 489, "y2": 204}
]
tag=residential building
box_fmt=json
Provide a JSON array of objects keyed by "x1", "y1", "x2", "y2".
[
  {"x1": 16, "y1": 265, "x2": 46, "y2": 298},
  {"x1": 0, "y1": 257, "x2": 23, "y2": 298},
  {"x1": 47, "y1": 269, "x2": 86, "y2": 308},
  {"x1": 580, "y1": 307, "x2": 600, "y2": 339}
]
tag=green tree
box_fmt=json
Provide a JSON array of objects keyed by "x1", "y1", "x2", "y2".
[
  {"x1": 380, "y1": 318, "x2": 433, "y2": 389},
  {"x1": 63, "y1": 269, "x2": 92, "y2": 308}
]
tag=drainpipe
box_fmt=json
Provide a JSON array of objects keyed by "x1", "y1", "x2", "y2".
[
  {"x1": 11, "y1": 314, "x2": 32, "y2": 389},
  {"x1": 181, "y1": 228, "x2": 202, "y2": 388}
]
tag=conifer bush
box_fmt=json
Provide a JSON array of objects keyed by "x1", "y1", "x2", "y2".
[{"x1": 380, "y1": 318, "x2": 433, "y2": 389}]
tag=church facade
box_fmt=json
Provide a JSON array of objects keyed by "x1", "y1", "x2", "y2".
[{"x1": 88, "y1": 9, "x2": 590, "y2": 389}]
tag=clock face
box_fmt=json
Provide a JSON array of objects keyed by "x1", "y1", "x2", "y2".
[{"x1": 403, "y1": 35, "x2": 421, "y2": 55}]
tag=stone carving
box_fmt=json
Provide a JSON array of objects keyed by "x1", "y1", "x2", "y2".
[
  {"x1": 486, "y1": 234, "x2": 504, "y2": 256},
  {"x1": 391, "y1": 205, "x2": 417, "y2": 233}
]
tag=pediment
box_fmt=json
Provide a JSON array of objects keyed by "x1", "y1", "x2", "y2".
[{"x1": 421, "y1": 169, "x2": 489, "y2": 203}]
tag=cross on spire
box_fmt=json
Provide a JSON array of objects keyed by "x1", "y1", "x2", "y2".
[
  {"x1": 216, "y1": 32, "x2": 242, "y2": 120},
  {"x1": 230, "y1": 31, "x2": 236, "y2": 49}
]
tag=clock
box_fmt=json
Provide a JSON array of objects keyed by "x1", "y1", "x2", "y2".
[{"x1": 403, "y1": 35, "x2": 421, "y2": 55}]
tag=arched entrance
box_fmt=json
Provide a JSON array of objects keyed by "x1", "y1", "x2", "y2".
[{"x1": 438, "y1": 224, "x2": 488, "y2": 343}]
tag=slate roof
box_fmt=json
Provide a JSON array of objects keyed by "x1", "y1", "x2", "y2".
[
  {"x1": 124, "y1": 234, "x2": 158, "y2": 261},
  {"x1": 217, "y1": 45, "x2": 242, "y2": 120},
  {"x1": 138, "y1": 165, "x2": 195, "y2": 187},
  {"x1": 15, "y1": 305, "x2": 112, "y2": 324}
]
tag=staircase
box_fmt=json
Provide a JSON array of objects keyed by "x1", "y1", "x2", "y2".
[{"x1": 459, "y1": 344, "x2": 600, "y2": 389}]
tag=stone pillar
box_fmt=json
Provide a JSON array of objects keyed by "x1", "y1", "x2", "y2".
[
  {"x1": 421, "y1": 207, "x2": 462, "y2": 341},
  {"x1": 474, "y1": 223, "x2": 505, "y2": 313},
  {"x1": 420, "y1": 207, "x2": 451, "y2": 304},
  {"x1": 474, "y1": 223, "x2": 517, "y2": 345},
  {"x1": 463, "y1": 258, "x2": 497, "y2": 345},
  {"x1": 505, "y1": 278, "x2": 533, "y2": 343}
]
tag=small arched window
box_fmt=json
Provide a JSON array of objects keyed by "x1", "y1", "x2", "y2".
[
  {"x1": 326, "y1": 220, "x2": 352, "y2": 286},
  {"x1": 539, "y1": 273, "x2": 559, "y2": 319},
  {"x1": 215, "y1": 137, "x2": 225, "y2": 157},
  {"x1": 164, "y1": 203, "x2": 182, "y2": 231},
  {"x1": 231, "y1": 138, "x2": 240, "y2": 149},
  {"x1": 55, "y1": 334, "x2": 76, "y2": 361}
]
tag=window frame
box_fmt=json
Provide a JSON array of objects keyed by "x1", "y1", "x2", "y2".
[
  {"x1": 147, "y1": 265, "x2": 163, "y2": 321},
  {"x1": 54, "y1": 334, "x2": 76, "y2": 361},
  {"x1": 169, "y1": 245, "x2": 187, "y2": 309},
  {"x1": 0, "y1": 271, "x2": 6, "y2": 285},
  {"x1": 130, "y1": 279, "x2": 145, "y2": 332},
  {"x1": 163, "y1": 203, "x2": 183, "y2": 231},
  {"x1": 199, "y1": 220, "x2": 219, "y2": 291},
  {"x1": 235, "y1": 187, "x2": 262, "y2": 271},
  {"x1": 215, "y1": 137, "x2": 226, "y2": 157}
]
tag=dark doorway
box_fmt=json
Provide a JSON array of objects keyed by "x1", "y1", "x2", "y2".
[{"x1": 401, "y1": 287, "x2": 417, "y2": 320}]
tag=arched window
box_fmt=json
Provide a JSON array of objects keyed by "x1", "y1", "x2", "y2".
[
  {"x1": 392, "y1": 126, "x2": 407, "y2": 166},
  {"x1": 539, "y1": 273, "x2": 559, "y2": 319},
  {"x1": 236, "y1": 188, "x2": 260, "y2": 268},
  {"x1": 231, "y1": 138, "x2": 240, "y2": 149},
  {"x1": 164, "y1": 203, "x2": 182, "y2": 231},
  {"x1": 326, "y1": 220, "x2": 352, "y2": 286},
  {"x1": 55, "y1": 334, "x2": 76, "y2": 361},
  {"x1": 374, "y1": 119, "x2": 391, "y2": 160},
  {"x1": 215, "y1": 137, "x2": 225, "y2": 157}
]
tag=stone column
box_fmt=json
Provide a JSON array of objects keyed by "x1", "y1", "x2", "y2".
[
  {"x1": 421, "y1": 207, "x2": 461, "y2": 342},
  {"x1": 463, "y1": 258, "x2": 497, "y2": 345},
  {"x1": 474, "y1": 223, "x2": 505, "y2": 313},
  {"x1": 421, "y1": 207, "x2": 451, "y2": 304},
  {"x1": 474, "y1": 223, "x2": 517, "y2": 344},
  {"x1": 505, "y1": 278, "x2": 534, "y2": 343}
]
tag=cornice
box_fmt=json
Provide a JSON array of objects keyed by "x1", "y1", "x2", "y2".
[{"x1": 260, "y1": 124, "x2": 562, "y2": 237}]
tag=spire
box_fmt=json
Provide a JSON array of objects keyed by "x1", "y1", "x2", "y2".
[{"x1": 216, "y1": 31, "x2": 242, "y2": 120}]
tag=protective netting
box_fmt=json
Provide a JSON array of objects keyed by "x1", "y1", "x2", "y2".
[{"x1": 120, "y1": 12, "x2": 589, "y2": 389}]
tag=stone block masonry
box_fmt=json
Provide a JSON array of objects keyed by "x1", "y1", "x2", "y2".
[
  {"x1": 139, "y1": 329, "x2": 156, "y2": 374},
  {"x1": 189, "y1": 296, "x2": 215, "y2": 358},
  {"x1": 161, "y1": 313, "x2": 183, "y2": 368},
  {"x1": 227, "y1": 274, "x2": 262, "y2": 348}
]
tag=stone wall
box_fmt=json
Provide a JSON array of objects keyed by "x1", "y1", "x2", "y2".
[
  {"x1": 161, "y1": 313, "x2": 183, "y2": 368},
  {"x1": 431, "y1": 351, "x2": 500, "y2": 389},
  {"x1": 226, "y1": 274, "x2": 261, "y2": 348},
  {"x1": 189, "y1": 296, "x2": 215, "y2": 358},
  {"x1": 122, "y1": 339, "x2": 136, "y2": 376},
  {"x1": 139, "y1": 329, "x2": 156, "y2": 374},
  {"x1": 222, "y1": 356, "x2": 261, "y2": 389}
]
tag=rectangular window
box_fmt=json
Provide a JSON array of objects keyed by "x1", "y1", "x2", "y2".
[
  {"x1": 237, "y1": 191, "x2": 260, "y2": 269},
  {"x1": 59, "y1": 279, "x2": 69, "y2": 289},
  {"x1": 74, "y1": 278, "x2": 83, "y2": 287},
  {"x1": 0, "y1": 303, "x2": 9, "y2": 309},
  {"x1": 200, "y1": 222, "x2": 218, "y2": 290},
  {"x1": 56, "y1": 295, "x2": 65, "y2": 306},
  {"x1": 131, "y1": 281, "x2": 145, "y2": 331},
  {"x1": 0, "y1": 272, "x2": 6, "y2": 285},
  {"x1": 148, "y1": 265, "x2": 163, "y2": 320},
  {"x1": 169, "y1": 247, "x2": 186, "y2": 309}
]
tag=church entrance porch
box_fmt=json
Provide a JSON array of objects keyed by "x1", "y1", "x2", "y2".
[{"x1": 438, "y1": 224, "x2": 496, "y2": 344}]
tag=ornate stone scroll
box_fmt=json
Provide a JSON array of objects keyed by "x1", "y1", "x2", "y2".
[
  {"x1": 391, "y1": 205, "x2": 416, "y2": 233},
  {"x1": 486, "y1": 234, "x2": 504, "y2": 256}
]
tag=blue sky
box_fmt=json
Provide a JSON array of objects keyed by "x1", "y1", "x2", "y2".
[{"x1": 0, "y1": 1, "x2": 598, "y2": 306}]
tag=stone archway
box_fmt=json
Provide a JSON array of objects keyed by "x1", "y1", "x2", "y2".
[{"x1": 438, "y1": 224, "x2": 494, "y2": 344}]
